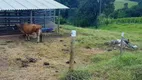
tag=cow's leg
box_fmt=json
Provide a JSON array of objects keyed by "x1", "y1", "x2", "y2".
[
  {"x1": 25, "y1": 34, "x2": 28, "y2": 41},
  {"x1": 28, "y1": 35, "x2": 30, "y2": 41},
  {"x1": 37, "y1": 29, "x2": 41, "y2": 43}
]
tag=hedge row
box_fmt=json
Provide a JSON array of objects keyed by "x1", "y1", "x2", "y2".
[{"x1": 101, "y1": 17, "x2": 142, "y2": 25}]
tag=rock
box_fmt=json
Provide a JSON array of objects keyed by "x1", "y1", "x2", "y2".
[
  {"x1": 66, "y1": 61, "x2": 70, "y2": 64},
  {"x1": 62, "y1": 49, "x2": 69, "y2": 52},
  {"x1": 64, "y1": 45, "x2": 67, "y2": 47},
  {"x1": 44, "y1": 62, "x2": 50, "y2": 66},
  {"x1": 66, "y1": 61, "x2": 76, "y2": 64},
  {"x1": 107, "y1": 49, "x2": 112, "y2": 52},
  {"x1": 16, "y1": 58, "x2": 22, "y2": 61},
  {"x1": 60, "y1": 40, "x2": 64, "y2": 42},
  {"x1": 21, "y1": 60, "x2": 29, "y2": 67},
  {"x1": 55, "y1": 71, "x2": 59, "y2": 73},
  {"x1": 85, "y1": 46, "x2": 91, "y2": 49},
  {"x1": 27, "y1": 58, "x2": 37, "y2": 63}
]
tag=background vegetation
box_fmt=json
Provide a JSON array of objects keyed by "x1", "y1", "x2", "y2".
[
  {"x1": 56, "y1": 0, "x2": 142, "y2": 27},
  {"x1": 56, "y1": 0, "x2": 115, "y2": 27}
]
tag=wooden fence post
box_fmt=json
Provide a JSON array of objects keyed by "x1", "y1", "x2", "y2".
[
  {"x1": 69, "y1": 30, "x2": 76, "y2": 72},
  {"x1": 120, "y1": 32, "x2": 124, "y2": 55}
]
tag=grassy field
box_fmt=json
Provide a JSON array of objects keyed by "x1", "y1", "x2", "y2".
[
  {"x1": 115, "y1": 0, "x2": 138, "y2": 10},
  {"x1": 0, "y1": 23, "x2": 141, "y2": 80},
  {"x1": 61, "y1": 23, "x2": 142, "y2": 80}
]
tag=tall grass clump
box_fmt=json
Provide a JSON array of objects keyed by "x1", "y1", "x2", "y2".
[
  {"x1": 94, "y1": 52, "x2": 142, "y2": 80},
  {"x1": 60, "y1": 70, "x2": 92, "y2": 80},
  {"x1": 108, "y1": 53, "x2": 142, "y2": 68}
]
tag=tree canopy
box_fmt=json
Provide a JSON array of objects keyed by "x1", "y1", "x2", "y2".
[
  {"x1": 110, "y1": 0, "x2": 142, "y2": 18},
  {"x1": 55, "y1": 0, "x2": 142, "y2": 26},
  {"x1": 56, "y1": 0, "x2": 115, "y2": 27}
]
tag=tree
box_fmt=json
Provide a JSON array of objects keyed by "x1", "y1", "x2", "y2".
[
  {"x1": 73, "y1": 0, "x2": 99, "y2": 27},
  {"x1": 55, "y1": 0, "x2": 79, "y2": 23},
  {"x1": 56, "y1": 0, "x2": 115, "y2": 27},
  {"x1": 56, "y1": 0, "x2": 79, "y2": 8},
  {"x1": 110, "y1": 1, "x2": 142, "y2": 18},
  {"x1": 74, "y1": 0, "x2": 115, "y2": 27},
  {"x1": 101, "y1": 0, "x2": 115, "y2": 17}
]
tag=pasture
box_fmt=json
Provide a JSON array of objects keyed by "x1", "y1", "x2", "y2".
[
  {"x1": 115, "y1": 0, "x2": 138, "y2": 10},
  {"x1": 61, "y1": 24, "x2": 142, "y2": 80},
  {"x1": 0, "y1": 33, "x2": 94, "y2": 80},
  {"x1": 0, "y1": 23, "x2": 142, "y2": 80}
]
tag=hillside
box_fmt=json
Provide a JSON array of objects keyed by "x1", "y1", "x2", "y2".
[{"x1": 115, "y1": 0, "x2": 138, "y2": 10}]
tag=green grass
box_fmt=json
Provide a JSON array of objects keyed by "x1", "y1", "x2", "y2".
[
  {"x1": 100, "y1": 23, "x2": 142, "y2": 34},
  {"x1": 61, "y1": 24, "x2": 142, "y2": 49},
  {"x1": 88, "y1": 52, "x2": 142, "y2": 80},
  {"x1": 60, "y1": 23, "x2": 142, "y2": 80},
  {"x1": 115, "y1": 0, "x2": 138, "y2": 10},
  {"x1": 100, "y1": 23, "x2": 142, "y2": 48}
]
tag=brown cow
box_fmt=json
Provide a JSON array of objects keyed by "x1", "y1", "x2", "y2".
[{"x1": 16, "y1": 23, "x2": 42, "y2": 42}]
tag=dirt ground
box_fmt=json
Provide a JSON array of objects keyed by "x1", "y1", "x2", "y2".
[{"x1": 0, "y1": 34, "x2": 105, "y2": 80}]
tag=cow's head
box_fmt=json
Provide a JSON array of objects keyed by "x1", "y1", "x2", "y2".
[
  {"x1": 15, "y1": 24, "x2": 25, "y2": 33},
  {"x1": 15, "y1": 24, "x2": 21, "y2": 28}
]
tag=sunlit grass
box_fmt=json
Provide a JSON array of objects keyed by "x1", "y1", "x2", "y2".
[{"x1": 115, "y1": 0, "x2": 138, "y2": 10}]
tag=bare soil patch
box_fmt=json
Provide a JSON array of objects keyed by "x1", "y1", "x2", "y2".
[{"x1": 0, "y1": 34, "x2": 105, "y2": 80}]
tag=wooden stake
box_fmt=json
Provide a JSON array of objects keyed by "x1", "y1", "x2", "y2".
[
  {"x1": 120, "y1": 32, "x2": 124, "y2": 55},
  {"x1": 69, "y1": 30, "x2": 76, "y2": 72},
  {"x1": 69, "y1": 37, "x2": 75, "y2": 71},
  {"x1": 120, "y1": 37, "x2": 123, "y2": 55}
]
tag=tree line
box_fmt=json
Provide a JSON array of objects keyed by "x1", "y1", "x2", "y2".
[
  {"x1": 110, "y1": 0, "x2": 142, "y2": 18},
  {"x1": 55, "y1": 0, "x2": 142, "y2": 27}
]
